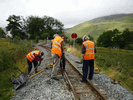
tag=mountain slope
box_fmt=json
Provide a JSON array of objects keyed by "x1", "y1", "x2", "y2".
[{"x1": 66, "y1": 13, "x2": 133, "y2": 40}]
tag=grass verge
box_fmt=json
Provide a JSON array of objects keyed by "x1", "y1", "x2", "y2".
[{"x1": 0, "y1": 39, "x2": 33, "y2": 100}]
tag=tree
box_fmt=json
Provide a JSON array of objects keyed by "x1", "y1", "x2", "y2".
[
  {"x1": 24, "y1": 16, "x2": 44, "y2": 39},
  {"x1": 120, "y1": 28, "x2": 133, "y2": 49},
  {"x1": 6, "y1": 15, "x2": 23, "y2": 38},
  {"x1": 42, "y1": 16, "x2": 64, "y2": 39},
  {"x1": 111, "y1": 28, "x2": 121, "y2": 47},
  {"x1": 75, "y1": 38, "x2": 83, "y2": 44},
  {"x1": 97, "y1": 30, "x2": 114, "y2": 47},
  {"x1": 97, "y1": 28, "x2": 133, "y2": 50},
  {"x1": 41, "y1": 33, "x2": 50, "y2": 39},
  {"x1": 88, "y1": 35, "x2": 94, "y2": 41},
  {"x1": 24, "y1": 15, "x2": 64, "y2": 39}
]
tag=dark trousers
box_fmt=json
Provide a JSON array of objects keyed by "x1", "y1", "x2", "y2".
[
  {"x1": 27, "y1": 59, "x2": 38, "y2": 72},
  {"x1": 82, "y1": 59, "x2": 94, "y2": 81},
  {"x1": 60, "y1": 53, "x2": 66, "y2": 69}
]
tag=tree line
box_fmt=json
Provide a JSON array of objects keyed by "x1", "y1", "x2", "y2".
[
  {"x1": 1, "y1": 15, "x2": 133, "y2": 50},
  {"x1": 4, "y1": 15, "x2": 64, "y2": 40},
  {"x1": 97, "y1": 28, "x2": 133, "y2": 50}
]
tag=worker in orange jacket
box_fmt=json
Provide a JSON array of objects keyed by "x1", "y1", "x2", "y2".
[
  {"x1": 51, "y1": 34, "x2": 66, "y2": 70},
  {"x1": 26, "y1": 50, "x2": 44, "y2": 74},
  {"x1": 51, "y1": 34, "x2": 65, "y2": 80},
  {"x1": 80, "y1": 35, "x2": 97, "y2": 82}
]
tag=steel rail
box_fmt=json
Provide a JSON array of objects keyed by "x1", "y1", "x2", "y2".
[
  {"x1": 64, "y1": 72, "x2": 79, "y2": 100},
  {"x1": 65, "y1": 56, "x2": 107, "y2": 100},
  {"x1": 39, "y1": 44, "x2": 107, "y2": 100}
]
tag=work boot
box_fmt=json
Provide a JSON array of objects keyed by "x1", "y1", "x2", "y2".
[
  {"x1": 88, "y1": 77, "x2": 92, "y2": 80},
  {"x1": 28, "y1": 71, "x2": 31, "y2": 74},
  {"x1": 80, "y1": 80, "x2": 87, "y2": 82},
  {"x1": 35, "y1": 68, "x2": 39, "y2": 73},
  {"x1": 51, "y1": 77, "x2": 59, "y2": 81}
]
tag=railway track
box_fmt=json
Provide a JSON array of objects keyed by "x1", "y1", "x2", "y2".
[{"x1": 39, "y1": 45, "x2": 107, "y2": 100}]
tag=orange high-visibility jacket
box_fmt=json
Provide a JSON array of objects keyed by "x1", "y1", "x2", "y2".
[
  {"x1": 52, "y1": 39, "x2": 65, "y2": 53},
  {"x1": 51, "y1": 36, "x2": 64, "y2": 58},
  {"x1": 83, "y1": 40, "x2": 95, "y2": 60},
  {"x1": 27, "y1": 51, "x2": 40, "y2": 62}
]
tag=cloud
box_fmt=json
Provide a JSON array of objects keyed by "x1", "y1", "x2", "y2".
[{"x1": 0, "y1": 0, "x2": 133, "y2": 28}]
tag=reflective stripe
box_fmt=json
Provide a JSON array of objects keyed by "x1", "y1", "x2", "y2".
[
  {"x1": 53, "y1": 39, "x2": 63, "y2": 47},
  {"x1": 84, "y1": 42, "x2": 94, "y2": 50},
  {"x1": 85, "y1": 52, "x2": 94, "y2": 55},
  {"x1": 86, "y1": 48, "x2": 94, "y2": 50},
  {"x1": 52, "y1": 45, "x2": 61, "y2": 50},
  {"x1": 59, "y1": 39, "x2": 63, "y2": 44},
  {"x1": 28, "y1": 52, "x2": 35, "y2": 60},
  {"x1": 31, "y1": 52, "x2": 35, "y2": 58},
  {"x1": 84, "y1": 42, "x2": 88, "y2": 48},
  {"x1": 53, "y1": 41, "x2": 61, "y2": 46},
  {"x1": 83, "y1": 40, "x2": 95, "y2": 60}
]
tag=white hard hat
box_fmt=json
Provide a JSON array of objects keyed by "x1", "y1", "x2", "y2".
[
  {"x1": 82, "y1": 35, "x2": 89, "y2": 41},
  {"x1": 53, "y1": 34, "x2": 59, "y2": 38}
]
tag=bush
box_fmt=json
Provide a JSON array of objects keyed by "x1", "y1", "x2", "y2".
[
  {"x1": 34, "y1": 36, "x2": 39, "y2": 43},
  {"x1": 0, "y1": 39, "x2": 32, "y2": 70},
  {"x1": 75, "y1": 38, "x2": 83, "y2": 44},
  {"x1": 124, "y1": 43, "x2": 133, "y2": 50}
]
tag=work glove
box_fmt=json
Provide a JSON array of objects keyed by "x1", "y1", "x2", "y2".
[
  {"x1": 38, "y1": 63, "x2": 41, "y2": 66},
  {"x1": 80, "y1": 59, "x2": 83, "y2": 63}
]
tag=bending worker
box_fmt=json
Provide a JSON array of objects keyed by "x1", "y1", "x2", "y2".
[
  {"x1": 51, "y1": 34, "x2": 65, "y2": 80},
  {"x1": 81, "y1": 35, "x2": 97, "y2": 82},
  {"x1": 26, "y1": 50, "x2": 44, "y2": 74},
  {"x1": 51, "y1": 34, "x2": 66, "y2": 70}
]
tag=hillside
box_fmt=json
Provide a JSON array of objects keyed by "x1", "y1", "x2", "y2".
[{"x1": 66, "y1": 13, "x2": 133, "y2": 40}]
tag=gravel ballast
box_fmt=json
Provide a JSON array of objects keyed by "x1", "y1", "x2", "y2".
[{"x1": 11, "y1": 44, "x2": 73, "y2": 100}]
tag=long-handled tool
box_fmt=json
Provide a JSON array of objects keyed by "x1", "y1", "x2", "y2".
[{"x1": 33, "y1": 58, "x2": 43, "y2": 73}]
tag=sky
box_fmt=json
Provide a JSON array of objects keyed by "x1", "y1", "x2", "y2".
[{"x1": 0, "y1": 0, "x2": 133, "y2": 28}]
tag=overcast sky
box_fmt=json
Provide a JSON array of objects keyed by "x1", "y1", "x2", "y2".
[{"x1": 0, "y1": 0, "x2": 133, "y2": 28}]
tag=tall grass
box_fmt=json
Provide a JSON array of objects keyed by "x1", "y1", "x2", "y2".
[
  {"x1": 95, "y1": 47, "x2": 133, "y2": 92},
  {"x1": 0, "y1": 39, "x2": 32, "y2": 100}
]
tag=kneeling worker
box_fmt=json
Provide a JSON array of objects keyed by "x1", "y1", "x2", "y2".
[{"x1": 26, "y1": 50, "x2": 44, "y2": 74}]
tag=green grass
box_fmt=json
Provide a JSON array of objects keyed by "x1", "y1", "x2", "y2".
[
  {"x1": 95, "y1": 47, "x2": 133, "y2": 92},
  {"x1": 0, "y1": 39, "x2": 33, "y2": 100}
]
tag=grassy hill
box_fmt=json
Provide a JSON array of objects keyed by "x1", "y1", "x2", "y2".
[{"x1": 66, "y1": 13, "x2": 133, "y2": 41}]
